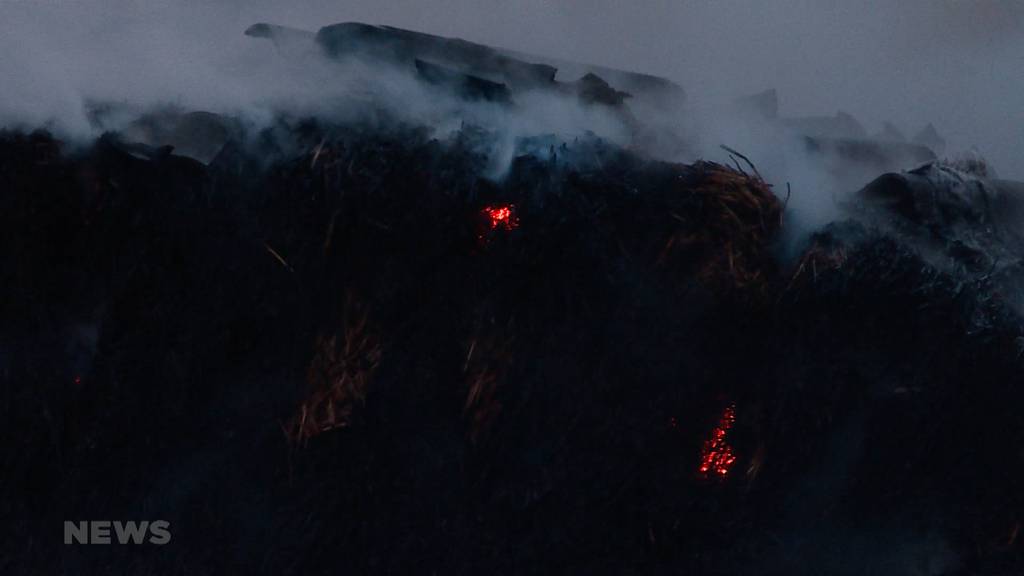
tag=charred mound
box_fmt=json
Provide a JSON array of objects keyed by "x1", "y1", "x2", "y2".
[{"x1": 1, "y1": 123, "x2": 1022, "y2": 575}]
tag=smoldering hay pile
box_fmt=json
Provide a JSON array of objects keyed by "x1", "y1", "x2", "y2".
[{"x1": 2, "y1": 21, "x2": 1023, "y2": 576}]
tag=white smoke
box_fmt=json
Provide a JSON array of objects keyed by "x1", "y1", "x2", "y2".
[{"x1": 0, "y1": 0, "x2": 1020, "y2": 235}]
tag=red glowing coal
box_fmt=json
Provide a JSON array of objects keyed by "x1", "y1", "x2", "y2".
[
  {"x1": 481, "y1": 204, "x2": 518, "y2": 232},
  {"x1": 698, "y1": 403, "x2": 737, "y2": 478}
]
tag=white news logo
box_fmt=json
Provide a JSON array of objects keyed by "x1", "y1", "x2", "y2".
[{"x1": 64, "y1": 521, "x2": 171, "y2": 545}]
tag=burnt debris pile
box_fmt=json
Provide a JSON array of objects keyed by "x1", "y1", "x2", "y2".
[
  {"x1": 2, "y1": 22, "x2": 1024, "y2": 576},
  {"x1": 3, "y1": 120, "x2": 1022, "y2": 574}
]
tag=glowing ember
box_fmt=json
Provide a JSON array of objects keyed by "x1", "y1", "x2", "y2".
[
  {"x1": 698, "y1": 403, "x2": 737, "y2": 478},
  {"x1": 482, "y1": 204, "x2": 519, "y2": 232}
]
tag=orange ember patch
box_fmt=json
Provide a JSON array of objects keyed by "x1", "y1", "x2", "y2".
[
  {"x1": 482, "y1": 204, "x2": 518, "y2": 232},
  {"x1": 699, "y1": 403, "x2": 737, "y2": 478}
]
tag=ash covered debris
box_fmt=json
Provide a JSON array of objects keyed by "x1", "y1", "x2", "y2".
[
  {"x1": 82, "y1": 22, "x2": 690, "y2": 172},
  {"x1": 1, "y1": 19, "x2": 1024, "y2": 576},
  {"x1": 734, "y1": 89, "x2": 944, "y2": 189},
  {"x1": 246, "y1": 20, "x2": 683, "y2": 111}
]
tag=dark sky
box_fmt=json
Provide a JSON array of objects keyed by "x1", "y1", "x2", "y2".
[{"x1": 2, "y1": 0, "x2": 1022, "y2": 176}]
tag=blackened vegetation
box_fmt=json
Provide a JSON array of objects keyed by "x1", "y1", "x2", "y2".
[{"x1": 1, "y1": 125, "x2": 1022, "y2": 575}]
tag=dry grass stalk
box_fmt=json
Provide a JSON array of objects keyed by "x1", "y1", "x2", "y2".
[
  {"x1": 462, "y1": 328, "x2": 514, "y2": 446},
  {"x1": 661, "y1": 163, "x2": 782, "y2": 293},
  {"x1": 284, "y1": 296, "x2": 381, "y2": 446}
]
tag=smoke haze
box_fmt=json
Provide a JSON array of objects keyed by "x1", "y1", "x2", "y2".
[{"x1": 1, "y1": 1, "x2": 1020, "y2": 176}]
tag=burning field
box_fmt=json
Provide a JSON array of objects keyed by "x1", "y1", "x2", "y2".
[{"x1": 1, "y1": 18, "x2": 1024, "y2": 576}]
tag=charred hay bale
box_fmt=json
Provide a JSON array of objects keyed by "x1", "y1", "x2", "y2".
[
  {"x1": 857, "y1": 162, "x2": 1024, "y2": 276},
  {"x1": 769, "y1": 223, "x2": 1024, "y2": 565}
]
